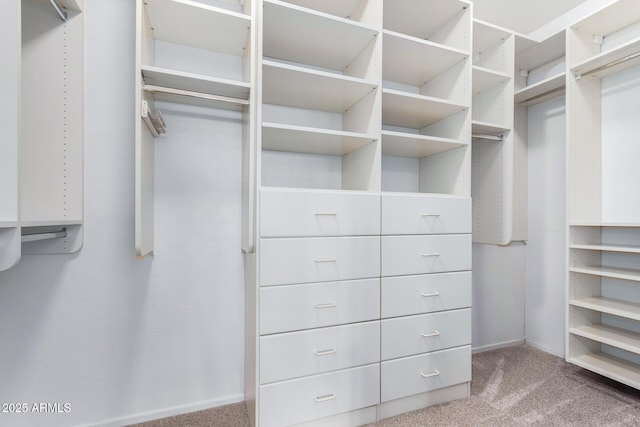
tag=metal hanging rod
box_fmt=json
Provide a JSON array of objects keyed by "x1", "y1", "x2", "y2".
[
  {"x1": 472, "y1": 133, "x2": 503, "y2": 141},
  {"x1": 577, "y1": 51, "x2": 640, "y2": 79},
  {"x1": 22, "y1": 229, "x2": 67, "y2": 243},
  {"x1": 144, "y1": 85, "x2": 249, "y2": 106},
  {"x1": 49, "y1": 0, "x2": 68, "y2": 22},
  {"x1": 517, "y1": 85, "x2": 566, "y2": 105}
]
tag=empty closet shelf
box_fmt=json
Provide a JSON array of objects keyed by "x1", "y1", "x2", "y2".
[
  {"x1": 142, "y1": 66, "x2": 250, "y2": 100},
  {"x1": 569, "y1": 266, "x2": 640, "y2": 282},
  {"x1": 144, "y1": 85, "x2": 249, "y2": 110}
]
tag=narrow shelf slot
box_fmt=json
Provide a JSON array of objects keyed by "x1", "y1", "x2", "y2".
[
  {"x1": 569, "y1": 352, "x2": 640, "y2": 390},
  {"x1": 570, "y1": 244, "x2": 640, "y2": 254},
  {"x1": 570, "y1": 266, "x2": 640, "y2": 282},
  {"x1": 571, "y1": 324, "x2": 640, "y2": 355},
  {"x1": 381, "y1": 130, "x2": 465, "y2": 159},
  {"x1": 472, "y1": 66, "x2": 510, "y2": 95},
  {"x1": 514, "y1": 72, "x2": 565, "y2": 106},
  {"x1": 382, "y1": 89, "x2": 466, "y2": 129},
  {"x1": 570, "y1": 297, "x2": 640, "y2": 321},
  {"x1": 571, "y1": 37, "x2": 640, "y2": 80}
]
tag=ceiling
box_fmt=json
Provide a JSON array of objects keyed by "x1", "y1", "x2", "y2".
[{"x1": 472, "y1": 0, "x2": 590, "y2": 34}]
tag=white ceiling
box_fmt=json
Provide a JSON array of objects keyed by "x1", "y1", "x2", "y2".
[{"x1": 472, "y1": 0, "x2": 590, "y2": 34}]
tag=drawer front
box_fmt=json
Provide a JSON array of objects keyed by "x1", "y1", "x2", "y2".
[
  {"x1": 381, "y1": 346, "x2": 471, "y2": 402},
  {"x1": 381, "y1": 309, "x2": 471, "y2": 360},
  {"x1": 260, "y1": 279, "x2": 380, "y2": 335},
  {"x1": 381, "y1": 235, "x2": 471, "y2": 277},
  {"x1": 381, "y1": 194, "x2": 471, "y2": 235},
  {"x1": 260, "y1": 364, "x2": 380, "y2": 427},
  {"x1": 260, "y1": 321, "x2": 380, "y2": 384},
  {"x1": 260, "y1": 236, "x2": 380, "y2": 286},
  {"x1": 260, "y1": 189, "x2": 380, "y2": 237},
  {"x1": 381, "y1": 272, "x2": 471, "y2": 318}
]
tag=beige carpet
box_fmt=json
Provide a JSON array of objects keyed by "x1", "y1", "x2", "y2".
[{"x1": 131, "y1": 345, "x2": 640, "y2": 426}]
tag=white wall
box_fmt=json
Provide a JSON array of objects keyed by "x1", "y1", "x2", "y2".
[
  {"x1": 0, "y1": 1, "x2": 246, "y2": 426},
  {"x1": 525, "y1": 97, "x2": 566, "y2": 357}
]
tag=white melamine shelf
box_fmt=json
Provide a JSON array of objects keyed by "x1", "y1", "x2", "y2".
[
  {"x1": 0, "y1": 222, "x2": 19, "y2": 228},
  {"x1": 262, "y1": 122, "x2": 376, "y2": 156},
  {"x1": 472, "y1": 66, "x2": 510, "y2": 95},
  {"x1": 262, "y1": 60, "x2": 377, "y2": 112},
  {"x1": 383, "y1": 30, "x2": 468, "y2": 87},
  {"x1": 514, "y1": 72, "x2": 565, "y2": 106},
  {"x1": 515, "y1": 33, "x2": 538, "y2": 56},
  {"x1": 569, "y1": 352, "x2": 640, "y2": 390},
  {"x1": 570, "y1": 266, "x2": 640, "y2": 282},
  {"x1": 381, "y1": 130, "x2": 465, "y2": 159},
  {"x1": 570, "y1": 297, "x2": 640, "y2": 321},
  {"x1": 278, "y1": 0, "x2": 363, "y2": 20},
  {"x1": 472, "y1": 120, "x2": 509, "y2": 135},
  {"x1": 571, "y1": 324, "x2": 640, "y2": 355},
  {"x1": 571, "y1": 223, "x2": 640, "y2": 228},
  {"x1": 572, "y1": 0, "x2": 640, "y2": 41},
  {"x1": 21, "y1": 220, "x2": 83, "y2": 227},
  {"x1": 144, "y1": 0, "x2": 250, "y2": 56},
  {"x1": 382, "y1": 89, "x2": 466, "y2": 129},
  {"x1": 571, "y1": 244, "x2": 640, "y2": 254},
  {"x1": 263, "y1": 0, "x2": 378, "y2": 73},
  {"x1": 571, "y1": 37, "x2": 640, "y2": 80},
  {"x1": 515, "y1": 31, "x2": 565, "y2": 72},
  {"x1": 30, "y1": 0, "x2": 83, "y2": 12},
  {"x1": 473, "y1": 19, "x2": 511, "y2": 55},
  {"x1": 141, "y1": 66, "x2": 250, "y2": 100},
  {"x1": 384, "y1": 0, "x2": 469, "y2": 43}
]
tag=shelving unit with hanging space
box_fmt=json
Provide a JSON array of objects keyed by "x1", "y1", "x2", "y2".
[
  {"x1": 566, "y1": 0, "x2": 640, "y2": 391},
  {"x1": 470, "y1": 19, "x2": 517, "y2": 245},
  {"x1": 135, "y1": 0, "x2": 255, "y2": 256},
  {"x1": 381, "y1": 0, "x2": 471, "y2": 195}
]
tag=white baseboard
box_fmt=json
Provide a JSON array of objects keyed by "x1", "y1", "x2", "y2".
[
  {"x1": 472, "y1": 339, "x2": 526, "y2": 354},
  {"x1": 76, "y1": 394, "x2": 245, "y2": 427},
  {"x1": 524, "y1": 339, "x2": 564, "y2": 358}
]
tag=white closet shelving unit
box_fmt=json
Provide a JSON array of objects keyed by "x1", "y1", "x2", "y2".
[
  {"x1": 566, "y1": 0, "x2": 640, "y2": 390},
  {"x1": 0, "y1": 0, "x2": 84, "y2": 271},
  {"x1": 135, "y1": 0, "x2": 255, "y2": 256}
]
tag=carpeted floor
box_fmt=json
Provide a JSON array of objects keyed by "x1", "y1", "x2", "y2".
[{"x1": 131, "y1": 344, "x2": 640, "y2": 426}]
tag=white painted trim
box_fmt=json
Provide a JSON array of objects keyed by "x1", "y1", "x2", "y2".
[
  {"x1": 472, "y1": 339, "x2": 526, "y2": 354},
  {"x1": 75, "y1": 394, "x2": 245, "y2": 427}
]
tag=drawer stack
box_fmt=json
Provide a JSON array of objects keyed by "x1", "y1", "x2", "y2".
[
  {"x1": 380, "y1": 194, "x2": 472, "y2": 405},
  {"x1": 257, "y1": 188, "x2": 381, "y2": 427}
]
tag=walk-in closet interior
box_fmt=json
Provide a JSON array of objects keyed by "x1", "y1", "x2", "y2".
[{"x1": 2, "y1": 0, "x2": 640, "y2": 426}]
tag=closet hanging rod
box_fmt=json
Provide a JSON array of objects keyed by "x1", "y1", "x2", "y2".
[
  {"x1": 143, "y1": 85, "x2": 249, "y2": 106},
  {"x1": 472, "y1": 133, "x2": 503, "y2": 141},
  {"x1": 517, "y1": 85, "x2": 565, "y2": 105},
  {"x1": 577, "y1": 51, "x2": 640, "y2": 79},
  {"x1": 49, "y1": 0, "x2": 68, "y2": 22},
  {"x1": 21, "y1": 230, "x2": 67, "y2": 243}
]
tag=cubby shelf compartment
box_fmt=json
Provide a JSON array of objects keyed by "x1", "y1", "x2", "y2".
[
  {"x1": 472, "y1": 66, "x2": 510, "y2": 95},
  {"x1": 382, "y1": 89, "x2": 466, "y2": 129},
  {"x1": 570, "y1": 266, "x2": 640, "y2": 282},
  {"x1": 571, "y1": 324, "x2": 640, "y2": 355},
  {"x1": 514, "y1": 72, "x2": 565, "y2": 106},
  {"x1": 473, "y1": 19, "x2": 511, "y2": 57},
  {"x1": 141, "y1": 66, "x2": 250, "y2": 100},
  {"x1": 571, "y1": 244, "x2": 640, "y2": 254},
  {"x1": 571, "y1": 37, "x2": 640, "y2": 80},
  {"x1": 144, "y1": 0, "x2": 251, "y2": 56},
  {"x1": 383, "y1": 30, "x2": 468, "y2": 87},
  {"x1": 262, "y1": 60, "x2": 377, "y2": 111},
  {"x1": 381, "y1": 131, "x2": 465, "y2": 159},
  {"x1": 570, "y1": 297, "x2": 640, "y2": 321},
  {"x1": 263, "y1": 0, "x2": 378, "y2": 73},
  {"x1": 262, "y1": 123, "x2": 376, "y2": 156},
  {"x1": 569, "y1": 352, "x2": 640, "y2": 390}
]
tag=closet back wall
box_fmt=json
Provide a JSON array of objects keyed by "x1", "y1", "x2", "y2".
[{"x1": 0, "y1": 1, "x2": 245, "y2": 426}]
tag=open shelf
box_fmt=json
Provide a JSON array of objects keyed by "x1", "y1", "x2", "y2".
[
  {"x1": 571, "y1": 0, "x2": 640, "y2": 43},
  {"x1": 570, "y1": 297, "x2": 640, "y2": 321},
  {"x1": 262, "y1": 60, "x2": 377, "y2": 112},
  {"x1": 471, "y1": 120, "x2": 509, "y2": 135},
  {"x1": 569, "y1": 352, "x2": 640, "y2": 389},
  {"x1": 262, "y1": 123, "x2": 376, "y2": 156},
  {"x1": 472, "y1": 66, "x2": 510, "y2": 95},
  {"x1": 571, "y1": 243, "x2": 640, "y2": 254},
  {"x1": 571, "y1": 223, "x2": 640, "y2": 228},
  {"x1": 144, "y1": 0, "x2": 251, "y2": 56},
  {"x1": 381, "y1": 131, "x2": 465, "y2": 159},
  {"x1": 571, "y1": 324, "x2": 640, "y2": 355},
  {"x1": 383, "y1": 30, "x2": 468, "y2": 87},
  {"x1": 263, "y1": 0, "x2": 378, "y2": 73},
  {"x1": 473, "y1": 19, "x2": 511, "y2": 56},
  {"x1": 278, "y1": 0, "x2": 367, "y2": 20},
  {"x1": 21, "y1": 220, "x2": 83, "y2": 227},
  {"x1": 30, "y1": 0, "x2": 83, "y2": 12},
  {"x1": 571, "y1": 36, "x2": 640, "y2": 80},
  {"x1": 570, "y1": 266, "x2": 640, "y2": 282},
  {"x1": 515, "y1": 31, "x2": 565, "y2": 73},
  {"x1": 382, "y1": 89, "x2": 466, "y2": 129},
  {"x1": 514, "y1": 72, "x2": 565, "y2": 106}
]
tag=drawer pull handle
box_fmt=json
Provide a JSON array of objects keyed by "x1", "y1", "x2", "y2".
[
  {"x1": 315, "y1": 212, "x2": 337, "y2": 216},
  {"x1": 421, "y1": 252, "x2": 440, "y2": 257},
  {"x1": 314, "y1": 348, "x2": 337, "y2": 356},
  {"x1": 421, "y1": 213, "x2": 441, "y2": 217},
  {"x1": 420, "y1": 370, "x2": 440, "y2": 378},
  {"x1": 314, "y1": 258, "x2": 337, "y2": 263},
  {"x1": 314, "y1": 393, "x2": 336, "y2": 403},
  {"x1": 314, "y1": 302, "x2": 337, "y2": 309},
  {"x1": 421, "y1": 291, "x2": 441, "y2": 297},
  {"x1": 421, "y1": 330, "x2": 440, "y2": 338}
]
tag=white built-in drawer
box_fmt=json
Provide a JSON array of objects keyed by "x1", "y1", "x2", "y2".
[
  {"x1": 260, "y1": 278, "x2": 380, "y2": 335},
  {"x1": 381, "y1": 272, "x2": 471, "y2": 318},
  {"x1": 381, "y1": 346, "x2": 471, "y2": 402},
  {"x1": 381, "y1": 309, "x2": 471, "y2": 360},
  {"x1": 260, "y1": 364, "x2": 380, "y2": 427},
  {"x1": 260, "y1": 236, "x2": 380, "y2": 286},
  {"x1": 381, "y1": 194, "x2": 471, "y2": 235},
  {"x1": 381, "y1": 235, "x2": 471, "y2": 277},
  {"x1": 260, "y1": 189, "x2": 380, "y2": 237},
  {"x1": 260, "y1": 321, "x2": 380, "y2": 384}
]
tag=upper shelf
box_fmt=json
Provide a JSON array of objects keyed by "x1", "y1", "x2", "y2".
[
  {"x1": 30, "y1": 0, "x2": 83, "y2": 12},
  {"x1": 383, "y1": 0, "x2": 469, "y2": 42},
  {"x1": 472, "y1": 66, "x2": 510, "y2": 95},
  {"x1": 383, "y1": 30, "x2": 468, "y2": 87},
  {"x1": 514, "y1": 72, "x2": 565, "y2": 106},
  {"x1": 382, "y1": 89, "x2": 466, "y2": 129},
  {"x1": 472, "y1": 120, "x2": 510, "y2": 135},
  {"x1": 262, "y1": 60, "x2": 377, "y2": 112},
  {"x1": 381, "y1": 131, "x2": 465, "y2": 159},
  {"x1": 277, "y1": 0, "x2": 364, "y2": 20},
  {"x1": 263, "y1": 0, "x2": 378, "y2": 73},
  {"x1": 571, "y1": 0, "x2": 640, "y2": 40},
  {"x1": 144, "y1": 0, "x2": 251, "y2": 56},
  {"x1": 571, "y1": 36, "x2": 640, "y2": 79},
  {"x1": 473, "y1": 19, "x2": 511, "y2": 55},
  {"x1": 515, "y1": 30, "x2": 565, "y2": 73}
]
